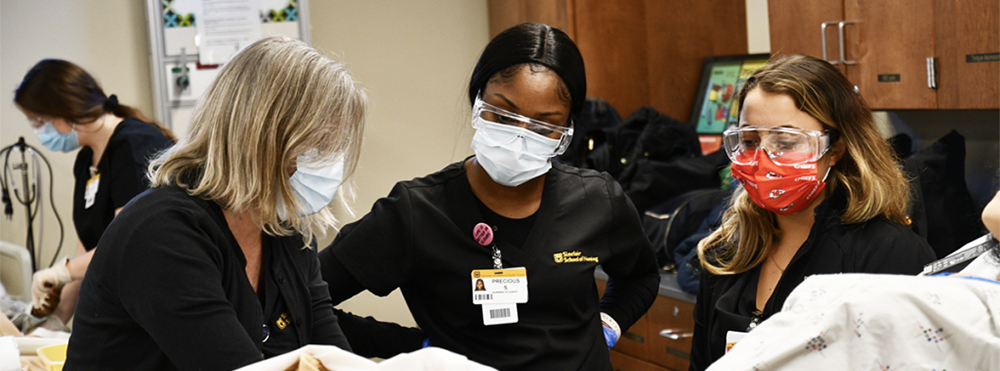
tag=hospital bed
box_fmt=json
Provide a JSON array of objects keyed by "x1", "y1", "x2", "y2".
[{"x1": 1, "y1": 241, "x2": 33, "y2": 302}]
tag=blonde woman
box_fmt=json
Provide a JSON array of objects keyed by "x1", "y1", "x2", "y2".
[
  {"x1": 65, "y1": 36, "x2": 366, "y2": 370},
  {"x1": 689, "y1": 55, "x2": 935, "y2": 370}
]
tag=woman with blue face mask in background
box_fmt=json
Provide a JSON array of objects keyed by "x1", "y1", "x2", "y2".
[
  {"x1": 319, "y1": 23, "x2": 660, "y2": 371},
  {"x1": 65, "y1": 36, "x2": 364, "y2": 370},
  {"x1": 13, "y1": 59, "x2": 175, "y2": 331}
]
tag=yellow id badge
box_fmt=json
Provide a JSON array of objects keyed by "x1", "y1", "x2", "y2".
[
  {"x1": 471, "y1": 268, "x2": 528, "y2": 305},
  {"x1": 84, "y1": 174, "x2": 100, "y2": 209}
]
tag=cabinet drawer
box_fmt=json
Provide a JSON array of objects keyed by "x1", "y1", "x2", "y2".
[
  {"x1": 610, "y1": 350, "x2": 672, "y2": 371},
  {"x1": 646, "y1": 296, "x2": 695, "y2": 371}
]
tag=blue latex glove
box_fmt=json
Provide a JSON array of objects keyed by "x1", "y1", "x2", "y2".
[{"x1": 603, "y1": 325, "x2": 619, "y2": 349}]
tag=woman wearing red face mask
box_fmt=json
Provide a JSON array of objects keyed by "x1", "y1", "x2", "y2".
[{"x1": 688, "y1": 54, "x2": 936, "y2": 370}]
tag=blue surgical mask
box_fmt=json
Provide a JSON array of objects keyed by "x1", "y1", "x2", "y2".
[
  {"x1": 33, "y1": 120, "x2": 80, "y2": 152},
  {"x1": 278, "y1": 157, "x2": 345, "y2": 219}
]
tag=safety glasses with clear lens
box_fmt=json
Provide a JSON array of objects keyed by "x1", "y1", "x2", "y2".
[
  {"x1": 473, "y1": 98, "x2": 574, "y2": 154},
  {"x1": 27, "y1": 117, "x2": 51, "y2": 130},
  {"x1": 722, "y1": 126, "x2": 835, "y2": 166}
]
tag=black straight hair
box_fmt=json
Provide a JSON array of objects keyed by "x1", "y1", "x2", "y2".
[{"x1": 468, "y1": 22, "x2": 586, "y2": 122}]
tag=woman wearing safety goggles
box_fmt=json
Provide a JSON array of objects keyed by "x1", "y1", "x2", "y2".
[
  {"x1": 12, "y1": 59, "x2": 175, "y2": 333},
  {"x1": 689, "y1": 55, "x2": 936, "y2": 370},
  {"x1": 319, "y1": 23, "x2": 659, "y2": 371}
]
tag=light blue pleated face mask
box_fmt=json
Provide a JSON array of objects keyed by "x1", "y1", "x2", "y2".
[
  {"x1": 278, "y1": 155, "x2": 345, "y2": 220},
  {"x1": 33, "y1": 120, "x2": 80, "y2": 152}
]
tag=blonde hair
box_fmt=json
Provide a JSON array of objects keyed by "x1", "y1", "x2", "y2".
[
  {"x1": 699, "y1": 54, "x2": 911, "y2": 275},
  {"x1": 149, "y1": 36, "x2": 366, "y2": 243}
]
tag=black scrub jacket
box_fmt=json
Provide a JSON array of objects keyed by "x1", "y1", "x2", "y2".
[
  {"x1": 66, "y1": 186, "x2": 350, "y2": 371},
  {"x1": 72, "y1": 118, "x2": 173, "y2": 250},
  {"x1": 320, "y1": 159, "x2": 661, "y2": 371},
  {"x1": 688, "y1": 192, "x2": 937, "y2": 371}
]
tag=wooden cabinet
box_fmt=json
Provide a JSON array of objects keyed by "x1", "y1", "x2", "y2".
[
  {"x1": 487, "y1": 0, "x2": 748, "y2": 122},
  {"x1": 934, "y1": 0, "x2": 1000, "y2": 109},
  {"x1": 597, "y1": 279, "x2": 695, "y2": 371},
  {"x1": 646, "y1": 296, "x2": 695, "y2": 371},
  {"x1": 768, "y1": 0, "x2": 999, "y2": 110},
  {"x1": 609, "y1": 350, "x2": 671, "y2": 371}
]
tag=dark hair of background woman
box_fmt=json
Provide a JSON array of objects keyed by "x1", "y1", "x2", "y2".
[
  {"x1": 14, "y1": 59, "x2": 176, "y2": 142},
  {"x1": 467, "y1": 22, "x2": 587, "y2": 122}
]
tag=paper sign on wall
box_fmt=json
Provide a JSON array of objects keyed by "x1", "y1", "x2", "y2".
[{"x1": 195, "y1": 0, "x2": 262, "y2": 64}]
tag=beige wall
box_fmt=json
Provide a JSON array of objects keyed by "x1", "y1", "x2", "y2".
[
  {"x1": 309, "y1": 0, "x2": 489, "y2": 327},
  {"x1": 746, "y1": 0, "x2": 771, "y2": 54}
]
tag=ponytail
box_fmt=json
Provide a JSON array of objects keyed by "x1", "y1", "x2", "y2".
[{"x1": 104, "y1": 94, "x2": 177, "y2": 143}]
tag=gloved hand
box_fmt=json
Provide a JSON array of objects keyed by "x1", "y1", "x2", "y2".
[
  {"x1": 31, "y1": 258, "x2": 72, "y2": 312},
  {"x1": 30, "y1": 284, "x2": 62, "y2": 318},
  {"x1": 600, "y1": 312, "x2": 621, "y2": 350},
  {"x1": 603, "y1": 325, "x2": 619, "y2": 349}
]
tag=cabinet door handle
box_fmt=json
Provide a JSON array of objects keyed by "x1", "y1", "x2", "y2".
[
  {"x1": 821, "y1": 22, "x2": 840, "y2": 65},
  {"x1": 659, "y1": 329, "x2": 693, "y2": 340},
  {"x1": 926, "y1": 57, "x2": 938, "y2": 89},
  {"x1": 838, "y1": 21, "x2": 857, "y2": 65}
]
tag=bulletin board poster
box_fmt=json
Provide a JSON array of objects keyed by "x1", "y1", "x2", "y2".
[
  {"x1": 692, "y1": 55, "x2": 771, "y2": 134},
  {"x1": 161, "y1": 0, "x2": 302, "y2": 58}
]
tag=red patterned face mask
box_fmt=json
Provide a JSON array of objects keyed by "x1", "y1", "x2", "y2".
[{"x1": 730, "y1": 150, "x2": 830, "y2": 215}]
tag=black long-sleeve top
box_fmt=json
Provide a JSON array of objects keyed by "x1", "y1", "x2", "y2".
[
  {"x1": 688, "y1": 192, "x2": 936, "y2": 370},
  {"x1": 67, "y1": 186, "x2": 350, "y2": 371},
  {"x1": 319, "y1": 159, "x2": 660, "y2": 371}
]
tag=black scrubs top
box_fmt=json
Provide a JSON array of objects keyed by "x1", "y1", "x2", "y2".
[
  {"x1": 67, "y1": 186, "x2": 350, "y2": 371},
  {"x1": 72, "y1": 118, "x2": 172, "y2": 250},
  {"x1": 321, "y1": 159, "x2": 660, "y2": 371},
  {"x1": 261, "y1": 237, "x2": 299, "y2": 358},
  {"x1": 688, "y1": 192, "x2": 937, "y2": 371}
]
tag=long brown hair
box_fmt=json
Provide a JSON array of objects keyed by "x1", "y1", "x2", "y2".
[
  {"x1": 699, "y1": 54, "x2": 912, "y2": 275},
  {"x1": 14, "y1": 59, "x2": 176, "y2": 142}
]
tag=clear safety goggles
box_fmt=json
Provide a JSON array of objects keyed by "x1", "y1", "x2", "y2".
[
  {"x1": 27, "y1": 116, "x2": 52, "y2": 130},
  {"x1": 722, "y1": 126, "x2": 838, "y2": 166},
  {"x1": 473, "y1": 97, "x2": 574, "y2": 154}
]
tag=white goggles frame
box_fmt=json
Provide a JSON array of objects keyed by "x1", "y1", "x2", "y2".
[{"x1": 473, "y1": 97, "x2": 574, "y2": 155}]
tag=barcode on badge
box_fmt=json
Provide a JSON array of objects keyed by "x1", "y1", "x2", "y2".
[
  {"x1": 475, "y1": 294, "x2": 493, "y2": 301},
  {"x1": 489, "y1": 307, "x2": 511, "y2": 319}
]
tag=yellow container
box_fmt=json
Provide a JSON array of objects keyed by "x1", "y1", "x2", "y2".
[{"x1": 37, "y1": 343, "x2": 67, "y2": 371}]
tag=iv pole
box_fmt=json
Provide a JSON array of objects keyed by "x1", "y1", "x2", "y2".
[{"x1": 1, "y1": 137, "x2": 64, "y2": 272}]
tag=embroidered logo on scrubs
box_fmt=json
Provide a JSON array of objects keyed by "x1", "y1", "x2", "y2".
[
  {"x1": 276, "y1": 312, "x2": 291, "y2": 330},
  {"x1": 553, "y1": 251, "x2": 599, "y2": 263}
]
